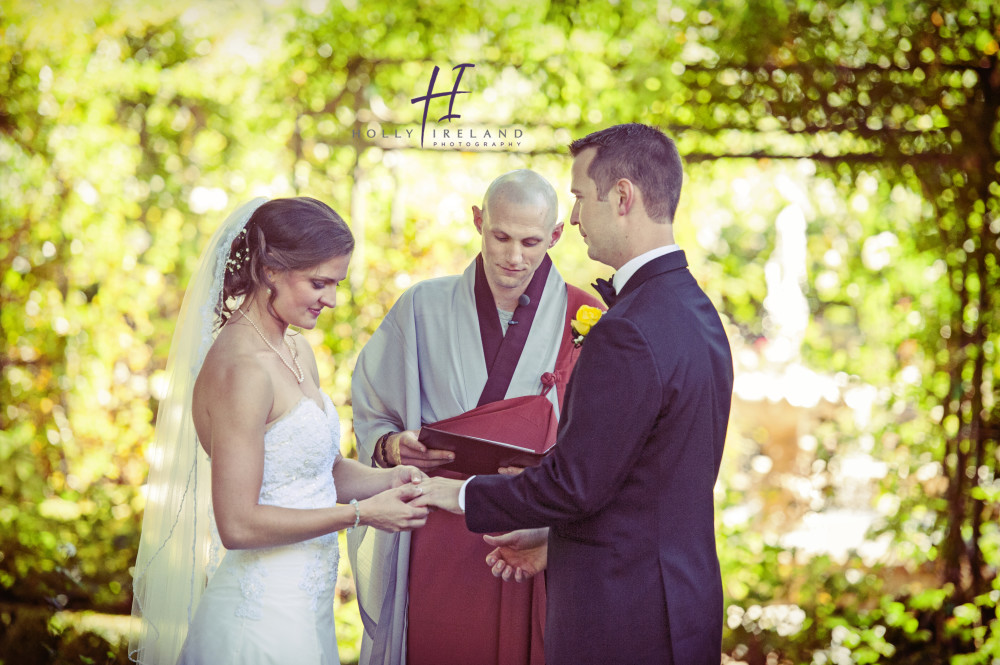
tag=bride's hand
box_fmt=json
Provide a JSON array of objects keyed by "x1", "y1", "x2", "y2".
[{"x1": 358, "y1": 483, "x2": 429, "y2": 532}]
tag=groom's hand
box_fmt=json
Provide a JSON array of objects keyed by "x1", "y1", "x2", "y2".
[
  {"x1": 484, "y1": 528, "x2": 549, "y2": 582},
  {"x1": 410, "y1": 477, "x2": 464, "y2": 514}
]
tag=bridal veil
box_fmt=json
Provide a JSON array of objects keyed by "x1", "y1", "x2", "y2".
[{"x1": 129, "y1": 197, "x2": 267, "y2": 664}]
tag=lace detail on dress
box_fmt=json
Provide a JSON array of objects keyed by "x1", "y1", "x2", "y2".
[
  {"x1": 259, "y1": 395, "x2": 341, "y2": 510},
  {"x1": 299, "y1": 532, "x2": 340, "y2": 611},
  {"x1": 234, "y1": 551, "x2": 266, "y2": 620},
  {"x1": 226, "y1": 393, "x2": 342, "y2": 620}
]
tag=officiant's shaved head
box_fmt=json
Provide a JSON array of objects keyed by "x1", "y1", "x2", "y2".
[
  {"x1": 473, "y1": 168, "x2": 564, "y2": 311},
  {"x1": 482, "y1": 169, "x2": 559, "y2": 231}
]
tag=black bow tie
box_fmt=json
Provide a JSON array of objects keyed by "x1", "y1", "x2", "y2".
[{"x1": 593, "y1": 277, "x2": 617, "y2": 308}]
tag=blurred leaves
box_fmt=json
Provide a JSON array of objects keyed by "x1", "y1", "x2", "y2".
[{"x1": 1, "y1": 0, "x2": 997, "y2": 663}]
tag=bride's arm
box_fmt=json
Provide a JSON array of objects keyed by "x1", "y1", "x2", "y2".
[
  {"x1": 205, "y1": 360, "x2": 427, "y2": 550},
  {"x1": 333, "y1": 457, "x2": 426, "y2": 502}
]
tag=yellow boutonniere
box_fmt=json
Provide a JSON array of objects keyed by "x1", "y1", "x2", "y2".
[{"x1": 571, "y1": 305, "x2": 604, "y2": 347}]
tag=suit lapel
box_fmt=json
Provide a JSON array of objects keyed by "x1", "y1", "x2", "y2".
[{"x1": 616, "y1": 250, "x2": 689, "y2": 300}]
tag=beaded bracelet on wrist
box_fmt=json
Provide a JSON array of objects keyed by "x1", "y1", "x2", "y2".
[
  {"x1": 346, "y1": 498, "x2": 361, "y2": 533},
  {"x1": 377, "y1": 432, "x2": 393, "y2": 467}
]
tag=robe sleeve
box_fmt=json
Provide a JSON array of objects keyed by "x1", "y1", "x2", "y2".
[
  {"x1": 347, "y1": 291, "x2": 424, "y2": 665},
  {"x1": 351, "y1": 293, "x2": 422, "y2": 465}
]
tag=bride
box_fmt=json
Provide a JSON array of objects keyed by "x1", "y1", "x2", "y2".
[{"x1": 129, "y1": 197, "x2": 428, "y2": 665}]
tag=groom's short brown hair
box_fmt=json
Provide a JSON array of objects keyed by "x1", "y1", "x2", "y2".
[{"x1": 569, "y1": 123, "x2": 683, "y2": 224}]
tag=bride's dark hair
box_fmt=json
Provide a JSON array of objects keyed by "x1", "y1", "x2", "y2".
[{"x1": 219, "y1": 197, "x2": 354, "y2": 325}]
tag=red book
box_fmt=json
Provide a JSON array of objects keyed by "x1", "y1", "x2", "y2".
[{"x1": 418, "y1": 394, "x2": 557, "y2": 476}]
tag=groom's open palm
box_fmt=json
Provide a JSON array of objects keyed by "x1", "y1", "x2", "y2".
[{"x1": 484, "y1": 528, "x2": 548, "y2": 582}]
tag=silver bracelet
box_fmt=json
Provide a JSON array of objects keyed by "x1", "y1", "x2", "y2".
[{"x1": 347, "y1": 498, "x2": 361, "y2": 533}]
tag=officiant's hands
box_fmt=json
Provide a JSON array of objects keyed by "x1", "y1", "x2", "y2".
[
  {"x1": 484, "y1": 528, "x2": 548, "y2": 582},
  {"x1": 385, "y1": 430, "x2": 455, "y2": 471},
  {"x1": 410, "y1": 477, "x2": 464, "y2": 514}
]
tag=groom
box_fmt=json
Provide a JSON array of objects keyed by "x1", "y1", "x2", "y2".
[{"x1": 416, "y1": 123, "x2": 734, "y2": 665}]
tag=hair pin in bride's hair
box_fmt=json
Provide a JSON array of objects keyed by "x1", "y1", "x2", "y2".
[{"x1": 225, "y1": 228, "x2": 250, "y2": 274}]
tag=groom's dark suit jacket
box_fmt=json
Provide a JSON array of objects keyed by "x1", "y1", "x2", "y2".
[{"x1": 466, "y1": 250, "x2": 733, "y2": 665}]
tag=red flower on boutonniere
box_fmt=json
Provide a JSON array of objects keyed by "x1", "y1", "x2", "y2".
[{"x1": 570, "y1": 305, "x2": 604, "y2": 347}]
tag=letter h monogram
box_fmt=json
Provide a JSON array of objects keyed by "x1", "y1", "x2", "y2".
[{"x1": 411, "y1": 63, "x2": 475, "y2": 148}]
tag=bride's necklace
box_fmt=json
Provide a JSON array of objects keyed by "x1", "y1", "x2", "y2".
[{"x1": 238, "y1": 307, "x2": 305, "y2": 384}]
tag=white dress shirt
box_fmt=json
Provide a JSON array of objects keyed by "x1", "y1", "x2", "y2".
[{"x1": 612, "y1": 244, "x2": 680, "y2": 294}]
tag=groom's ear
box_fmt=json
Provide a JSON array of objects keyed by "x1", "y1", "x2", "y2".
[{"x1": 613, "y1": 178, "x2": 636, "y2": 216}]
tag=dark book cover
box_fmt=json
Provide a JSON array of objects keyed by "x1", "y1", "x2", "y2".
[{"x1": 418, "y1": 426, "x2": 553, "y2": 476}]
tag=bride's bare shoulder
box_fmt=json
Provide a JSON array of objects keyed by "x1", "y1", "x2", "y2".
[{"x1": 195, "y1": 325, "x2": 273, "y2": 403}]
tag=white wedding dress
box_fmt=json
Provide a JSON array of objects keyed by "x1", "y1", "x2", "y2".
[{"x1": 177, "y1": 394, "x2": 343, "y2": 665}]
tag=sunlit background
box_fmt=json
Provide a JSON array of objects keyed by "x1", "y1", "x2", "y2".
[{"x1": 1, "y1": 1, "x2": 997, "y2": 663}]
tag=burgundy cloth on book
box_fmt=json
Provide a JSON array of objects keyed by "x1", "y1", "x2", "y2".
[{"x1": 428, "y1": 393, "x2": 558, "y2": 454}]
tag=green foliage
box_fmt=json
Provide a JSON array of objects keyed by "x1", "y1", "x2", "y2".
[
  {"x1": 0, "y1": 603, "x2": 131, "y2": 665},
  {"x1": 1, "y1": 0, "x2": 997, "y2": 663}
]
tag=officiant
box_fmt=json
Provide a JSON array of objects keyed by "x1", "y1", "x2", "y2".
[{"x1": 347, "y1": 169, "x2": 602, "y2": 665}]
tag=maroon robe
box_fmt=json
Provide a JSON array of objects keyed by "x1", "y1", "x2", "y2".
[{"x1": 406, "y1": 274, "x2": 601, "y2": 665}]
